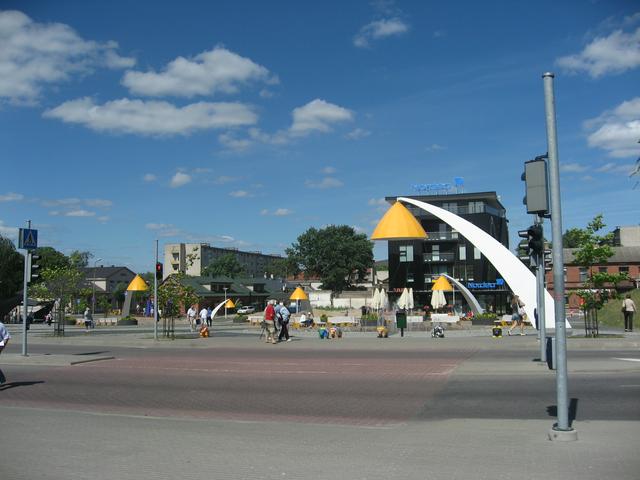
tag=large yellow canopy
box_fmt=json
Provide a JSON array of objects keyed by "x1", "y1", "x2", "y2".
[
  {"x1": 126, "y1": 274, "x2": 148, "y2": 291},
  {"x1": 224, "y1": 299, "x2": 236, "y2": 308},
  {"x1": 289, "y1": 287, "x2": 309, "y2": 301},
  {"x1": 371, "y1": 202, "x2": 427, "y2": 241},
  {"x1": 432, "y1": 275, "x2": 453, "y2": 291}
]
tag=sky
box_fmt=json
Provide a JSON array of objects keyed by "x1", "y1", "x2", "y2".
[{"x1": 1, "y1": 0, "x2": 639, "y2": 273}]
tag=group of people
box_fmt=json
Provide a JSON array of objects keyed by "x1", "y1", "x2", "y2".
[
  {"x1": 262, "y1": 300, "x2": 292, "y2": 344},
  {"x1": 186, "y1": 305, "x2": 213, "y2": 332}
]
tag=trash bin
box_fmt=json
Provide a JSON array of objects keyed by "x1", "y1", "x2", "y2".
[{"x1": 546, "y1": 336, "x2": 556, "y2": 370}]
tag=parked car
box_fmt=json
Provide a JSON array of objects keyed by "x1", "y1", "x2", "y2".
[{"x1": 237, "y1": 306, "x2": 256, "y2": 314}]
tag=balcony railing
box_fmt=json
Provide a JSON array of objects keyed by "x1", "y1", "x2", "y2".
[
  {"x1": 425, "y1": 231, "x2": 459, "y2": 241},
  {"x1": 424, "y1": 252, "x2": 455, "y2": 262}
]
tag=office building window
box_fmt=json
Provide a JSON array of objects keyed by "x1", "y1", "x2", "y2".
[
  {"x1": 619, "y1": 266, "x2": 629, "y2": 274},
  {"x1": 399, "y1": 245, "x2": 414, "y2": 262},
  {"x1": 468, "y1": 201, "x2": 484, "y2": 214},
  {"x1": 598, "y1": 267, "x2": 608, "y2": 273},
  {"x1": 459, "y1": 245, "x2": 466, "y2": 261},
  {"x1": 473, "y1": 247, "x2": 481, "y2": 260},
  {"x1": 579, "y1": 267, "x2": 588, "y2": 282},
  {"x1": 407, "y1": 272, "x2": 414, "y2": 283}
]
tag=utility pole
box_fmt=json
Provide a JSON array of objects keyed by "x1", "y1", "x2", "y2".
[
  {"x1": 534, "y1": 215, "x2": 546, "y2": 363},
  {"x1": 21, "y1": 222, "x2": 30, "y2": 356},
  {"x1": 154, "y1": 239, "x2": 158, "y2": 341},
  {"x1": 543, "y1": 72, "x2": 577, "y2": 441}
]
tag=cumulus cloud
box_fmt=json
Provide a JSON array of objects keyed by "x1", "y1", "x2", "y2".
[
  {"x1": 143, "y1": 173, "x2": 158, "y2": 182},
  {"x1": 305, "y1": 177, "x2": 344, "y2": 189},
  {"x1": 0, "y1": 220, "x2": 18, "y2": 238},
  {"x1": 0, "y1": 192, "x2": 24, "y2": 202},
  {"x1": 345, "y1": 128, "x2": 371, "y2": 140},
  {"x1": 584, "y1": 97, "x2": 640, "y2": 158},
  {"x1": 560, "y1": 162, "x2": 588, "y2": 173},
  {"x1": 122, "y1": 46, "x2": 277, "y2": 98},
  {"x1": 0, "y1": 10, "x2": 135, "y2": 103},
  {"x1": 44, "y1": 97, "x2": 258, "y2": 136},
  {"x1": 229, "y1": 190, "x2": 252, "y2": 198},
  {"x1": 261, "y1": 208, "x2": 293, "y2": 216},
  {"x1": 41, "y1": 197, "x2": 111, "y2": 208},
  {"x1": 170, "y1": 172, "x2": 192, "y2": 188},
  {"x1": 556, "y1": 27, "x2": 640, "y2": 77},
  {"x1": 354, "y1": 18, "x2": 409, "y2": 48},
  {"x1": 290, "y1": 99, "x2": 354, "y2": 136},
  {"x1": 65, "y1": 209, "x2": 95, "y2": 217},
  {"x1": 219, "y1": 132, "x2": 252, "y2": 151}
]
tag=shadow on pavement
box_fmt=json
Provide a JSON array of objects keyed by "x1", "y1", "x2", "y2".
[
  {"x1": 547, "y1": 398, "x2": 579, "y2": 427},
  {"x1": 0, "y1": 380, "x2": 45, "y2": 391},
  {"x1": 73, "y1": 351, "x2": 111, "y2": 356}
]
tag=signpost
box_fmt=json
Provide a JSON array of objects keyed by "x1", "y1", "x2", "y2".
[{"x1": 19, "y1": 222, "x2": 38, "y2": 356}]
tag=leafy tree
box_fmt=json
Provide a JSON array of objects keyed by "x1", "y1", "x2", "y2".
[
  {"x1": 158, "y1": 274, "x2": 199, "y2": 338},
  {"x1": 68, "y1": 250, "x2": 93, "y2": 268},
  {"x1": 34, "y1": 246, "x2": 70, "y2": 275},
  {"x1": 202, "y1": 253, "x2": 245, "y2": 278},
  {"x1": 264, "y1": 257, "x2": 299, "y2": 279},
  {"x1": 0, "y1": 235, "x2": 24, "y2": 301},
  {"x1": 572, "y1": 215, "x2": 627, "y2": 336},
  {"x1": 286, "y1": 225, "x2": 374, "y2": 292}
]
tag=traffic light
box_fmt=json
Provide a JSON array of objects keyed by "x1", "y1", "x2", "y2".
[
  {"x1": 155, "y1": 262, "x2": 163, "y2": 280},
  {"x1": 522, "y1": 155, "x2": 549, "y2": 215},
  {"x1": 28, "y1": 253, "x2": 40, "y2": 283},
  {"x1": 528, "y1": 224, "x2": 544, "y2": 256}
]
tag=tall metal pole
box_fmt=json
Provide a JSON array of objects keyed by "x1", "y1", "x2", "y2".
[
  {"x1": 543, "y1": 72, "x2": 576, "y2": 440},
  {"x1": 21, "y1": 220, "x2": 31, "y2": 356},
  {"x1": 224, "y1": 288, "x2": 228, "y2": 319},
  {"x1": 154, "y1": 239, "x2": 158, "y2": 341},
  {"x1": 535, "y1": 215, "x2": 546, "y2": 363},
  {"x1": 91, "y1": 258, "x2": 102, "y2": 318}
]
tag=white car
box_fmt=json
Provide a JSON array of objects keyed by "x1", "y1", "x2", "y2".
[{"x1": 236, "y1": 306, "x2": 255, "y2": 314}]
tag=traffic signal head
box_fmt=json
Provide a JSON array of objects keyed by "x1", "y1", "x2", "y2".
[
  {"x1": 28, "y1": 253, "x2": 41, "y2": 283},
  {"x1": 528, "y1": 224, "x2": 544, "y2": 255},
  {"x1": 522, "y1": 157, "x2": 549, "y2": 215},
  {"x1": 155, "y1": 262, "x2": 163, "y2": 279}
]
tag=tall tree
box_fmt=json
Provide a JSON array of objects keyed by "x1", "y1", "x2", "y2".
[
  {"x1": 286, "y1": 225, "x2": 374, "y2": 292},
  {"x1": 34, "y1": 246, "x2": 70, "y2": 274},
  {"x1": 202, "y1": 253, "x2": 245, "y2": 278},
  {"x1": 0, "y1": 235, "x2": 24, "y2": 300},
  {"x1": 68, "y1": 250, "x2": 93, "y2": 268}
]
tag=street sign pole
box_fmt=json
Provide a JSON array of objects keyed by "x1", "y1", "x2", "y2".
[
  {"x1": 154, "y1": 239, "x2": 158, "y2": 341},
  {"x1": 543, "y1": 72, "x2": 577, "y2": 441},
  {"x1": 21, "y1": 220, "x2": 31, "y2": 356},
  {"x1": 535, "y1": 215, "x2": 546, "y2": 363}
]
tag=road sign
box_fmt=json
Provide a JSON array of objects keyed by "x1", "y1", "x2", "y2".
[{"x1": 19, "y1": 228, "x2": 38, "y2": 250}]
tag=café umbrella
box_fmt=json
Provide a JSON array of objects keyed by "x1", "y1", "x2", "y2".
[{"x1": 289, "y1": 287, "x2": 309, "y2": 314}]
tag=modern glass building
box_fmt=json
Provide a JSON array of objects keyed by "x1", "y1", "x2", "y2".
[{"x1": 385, "y1": 191, "x2": 510, "y2": 314}]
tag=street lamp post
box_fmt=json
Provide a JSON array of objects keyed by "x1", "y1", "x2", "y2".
[
  {"x1": 91, "y1": 258, "x2": 102, "y2": 318},
  {"x1": 224, "y1": 287, "x2": 228, "y2": 319}
]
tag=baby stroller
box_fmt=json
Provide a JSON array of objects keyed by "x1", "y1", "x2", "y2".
[{"x1": 431, "y1": 324, "x2": 445, "y2": 338}]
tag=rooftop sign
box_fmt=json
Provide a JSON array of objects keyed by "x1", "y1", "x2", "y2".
[{"x1": 412, "y1": 177, "x2": 464, "y2": 194}]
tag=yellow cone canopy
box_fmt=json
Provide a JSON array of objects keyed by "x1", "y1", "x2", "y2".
[
  {"x1": 224, "y1": 299, "x2": 236, "y2": 308},
  {"x1": 289, "y1": 287, "x2": 309, "y2": 301},
  {"x1": 432, "y1": 275, "x2": 453, "y2": 291},
  {"x1": 126, "y1": 274, "x2": 149, "y2": 291},
  {"x1": 371, "y1": 202, "x2": 428, "y2": 241}
]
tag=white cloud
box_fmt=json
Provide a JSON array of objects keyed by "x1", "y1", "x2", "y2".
[
  {"x1": 85, "y1": 198, "x2": 113, "y2": 207},
  {"x1": 345, "y1": 128, "x2": 371, "y2": 140},
  {"x1": 0, "y1": 10, "x2": 135, "y2": 103},
  {"x1": 0, "y1": 192, "x2": 24, "y2": 202},
  {"x1": 321, "y1": 166, "x2": 336, "y2": 174},
  {"x1": 354, "y1": 18, "x2": 409, "y2": 48},
  {"x1": 170, "y1": 172, "x2": 192, "y2": 188},
  {"x1": 122, "y1": 46, "x2": 276, "y2": 98},
  {"x1": 260, "y1": 209, "x2": 269, "y2": 216},
  {"x1": 596, "y1": 162, "x2": 635, "y2": 174},
  {"x1": 290, "y1": 99, "x2": 354, "y2": 136},
  {"x1": 0, "y1": 220, "x2": 18, "y2": 238},
  {"x1": 584, "y1": 97, "x2": 640, "y2": 158},
  {"x1": 305, "y1": 177, "x2": 344, "y2": 189},
  {"x1": 97, "y1": 216, "x2": 110, "y2": 223},
  {"x1": 65, "y1": 209, "x2": 95, "y2": 217},
  {"x1": 145, "y1": 223, "x2": 171, "y2": 230},
  {"x1": 368, "y1": 198, "x2": 387, "y2": 206},
  {"x1": 219, "y1": 132, "x2": 252, "y2": 151},
  {"x1": 426, "y1": 143, "x2": 446, "y2": 151},
  {"x1": 560, "y1": 162, "x2": 588, "y2": 173},
  {"x1": 229, "y1": 190, "x2": 252, "y2": 198},
  {"x1": 143, "y1": 173, "x2": 157, "y2": 182},
  {"x1": 44, "y1": 97, "x2": 258, "y2": 136},
  {"x1": 145, "y1": 223, "x2": 183, "y2": 237},
  {"x1": 213, "y1": 175, "x2": 239, "y2": 184},
  {"x1": 556, "y1": 27, "x2": 640, "y2": 77},
  {"x1": 261, "y1": 208, "x2": 293, "y2": 216}
]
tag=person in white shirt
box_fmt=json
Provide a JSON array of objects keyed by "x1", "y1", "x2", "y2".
[
  {"x1": 622, "y1": 294, "x2": 637, "y2": 332},
  {"x1": 0, "y1": 320, "x2": 10, "y2": 352},
  {"x1": 187, "y1": 306, "x2": 197, "y2": 331},
  {"x1": 199, "y1": 307, "x2": 208, "y2": 329}
]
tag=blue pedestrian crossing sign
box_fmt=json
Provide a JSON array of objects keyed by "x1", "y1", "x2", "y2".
[{"x1": 19, "y1": 228, "x2": 38, "y2": 250}]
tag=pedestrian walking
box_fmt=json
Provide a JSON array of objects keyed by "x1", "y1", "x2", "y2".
[
  {"x1": 263, "y1": 300, "x2": 277, "y2": 344},
  {"x1": 187, "y1": 305, "x2": 197, "y2": 331},
  {"x1": 83, "y1": 307, "x2": 92, "y2": 332},
  {"x1": 622, "y1": 294, "x2": 636, "y2": 332},
  {"x1": 0, "y1": 319, "x2": 10, "y2": 384},
  {"x1": 508, "y1": 295, "x2": 526, "y2": 336},
  {"x1": 199, "y1": 307, "x2": 208, "y2": 330},
  {"x1": 207, "y1": 306, "x2": 213, "y2": 327},
  {"x1": 277, "y1": 302, "x2": 291, "y2": 342}
]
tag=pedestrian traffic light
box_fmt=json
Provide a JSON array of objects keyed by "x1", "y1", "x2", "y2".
[
  {"x1": 155, "y1": 262, "x2": 163, "y2": 280},
  {"x1": 28, "y1": 253, "x2": 40, "y2": 283},
  {"x1": 528, "y1": 224, "x2": 544, "y2": 256},
  {"x1": 518, "y1": 229, "x2": 532, "y2": 255},
  {"x1": 521, "y1": 155, "x2": 549, "y2": 215}
]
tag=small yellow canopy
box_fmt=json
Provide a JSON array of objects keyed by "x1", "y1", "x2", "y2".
[
  {"x1": 224, "y1": 299, "x2": 236, "y2": 308},
  {"x1": 371, "y1": 202, "x2": 427, "y2": 241},
  {"x1": 127, "y1": 274, "x2": 148, "y2": 291},
  {"x1": 289, "y1": 286, "x2": 309, "y2": 301},
  {"x1": 432, "y1": 275, "x2": 453, "y2": 291}
]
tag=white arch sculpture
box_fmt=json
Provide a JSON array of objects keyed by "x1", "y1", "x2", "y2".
[
  {"x1": 398, "y1": 197, "x2": 569, "y2": 328},
  {"x1": 442, "y1": 274, "x2": 484, "y2": 315}
]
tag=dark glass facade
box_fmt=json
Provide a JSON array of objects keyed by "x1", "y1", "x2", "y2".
[{"x1": 386, "y1": 192, "x2": 510, "y2": 314}]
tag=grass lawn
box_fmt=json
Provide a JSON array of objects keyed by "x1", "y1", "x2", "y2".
[{"x1": 595, "y1": 288, "x2": 639, "y2": 328}]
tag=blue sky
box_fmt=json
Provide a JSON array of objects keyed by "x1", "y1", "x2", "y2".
[{"x1": 1, "y1": 1, "x2": 639, "y2": 272}]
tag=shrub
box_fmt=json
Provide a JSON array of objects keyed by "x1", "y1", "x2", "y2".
[{"x1": 117, "y1": 316, "x2": 138, "y2": 326}]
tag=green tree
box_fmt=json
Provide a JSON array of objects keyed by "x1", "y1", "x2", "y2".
[
  {"x1": 286, "y1": 225, "x2": 374, "y2": 292},
  {"x1": 572, "y1": 215, "x2": 627, "y2": 336},
  {"x1": 202, "y1": 253, "x2": 245, "y2": 278},
  {"x1": 0, "y1": 235, "x2": 24, "y2": 301},
  {"x1": 158, "y1": 274, "x2": 199, "y2": 338},
  {"x1": 34, "y1": 246, "x2": 70, "y2": 275},
  {"x1": 264, "y1": 257, "x2": 299, "y2": 279},
  {"x1": 68, "y1": 250, "x2": 93, "y2": 268}
]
